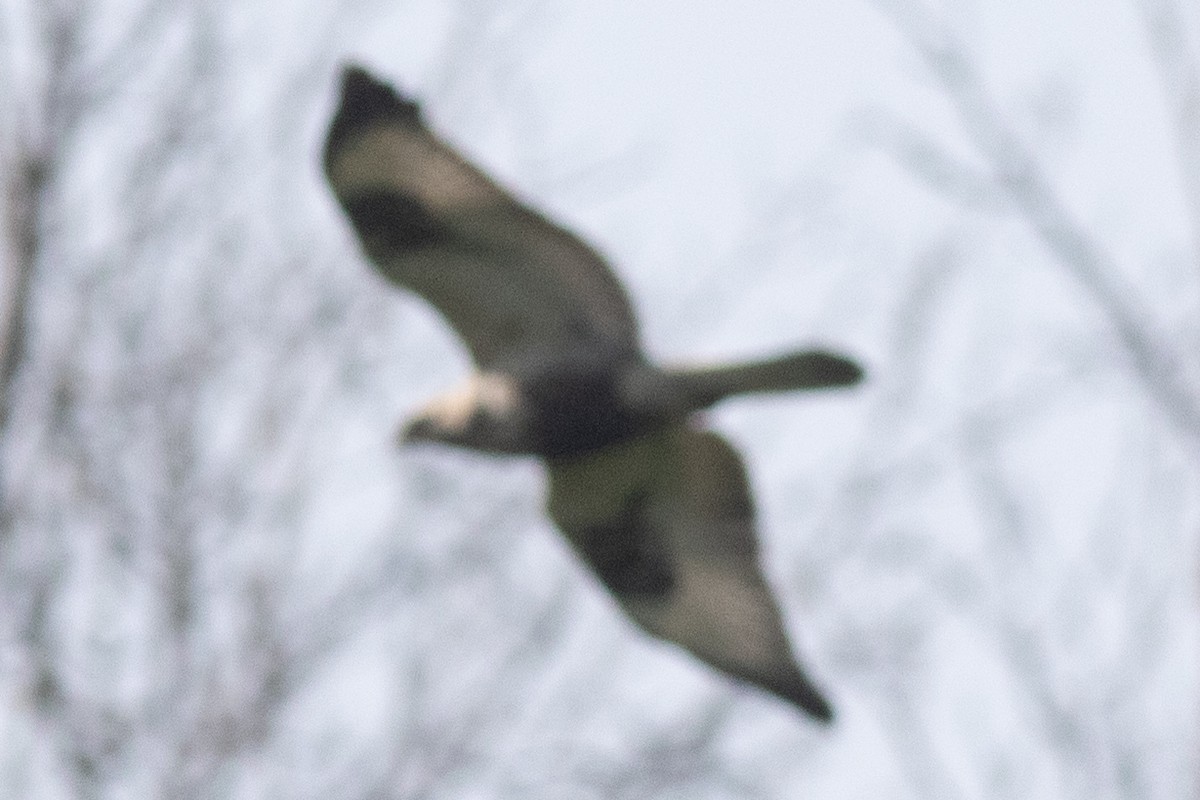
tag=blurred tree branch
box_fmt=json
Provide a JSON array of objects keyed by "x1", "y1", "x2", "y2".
[
  {"x1": 0, "y1": 144, "x2": 41, "y2": 432},
  {"x1": 1, "y1": 1, "x2": 1190, "y2": 797},
  {"x1": 0, "y1": 2, "x2": 425, "y2": 796},
  {"x1": 1134, "y1": 0, "x2": 1200, "y2": 262},
  {"x1": 867, "y1": 0, "x2": 1200, "y2": 443}
]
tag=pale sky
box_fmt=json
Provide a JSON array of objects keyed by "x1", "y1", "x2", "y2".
[{"x1": 2, "y1": 0, "x2": 1196, "y2": 796}]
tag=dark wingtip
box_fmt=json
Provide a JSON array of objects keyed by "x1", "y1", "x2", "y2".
[
  {"x1": 802, "y1": 692, "x2": 836, "y2": 724},
  {"x1": 761, "y1": 668, "x2": 836, "y2": 724},
  {"x1": 780, "y1": 677, "x2": 835, "y2": 724},
  {"x1": 338, "y1": 64, "x2": 421, "y2": 120},
  {"x1": 324, "y1": 63, "x2": 423, "y2": 168}
]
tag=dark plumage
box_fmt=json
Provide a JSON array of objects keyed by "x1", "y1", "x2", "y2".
[{"x1": 324, "y1": 64, "x2": 863, "y2": 723}]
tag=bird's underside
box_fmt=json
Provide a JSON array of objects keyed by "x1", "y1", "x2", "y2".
[{"x1": 323, "y1": 63, "x2": 863, "y2": 723}]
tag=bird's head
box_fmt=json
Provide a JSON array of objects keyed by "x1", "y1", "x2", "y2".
[{"x1": 400, "y1": 372, "x2": 533, "y2": 455}]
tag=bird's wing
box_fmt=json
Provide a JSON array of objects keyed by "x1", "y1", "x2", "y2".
[
  {"x1": 546, "y1": 425, "x2": 834, "y2": 722},
  {"x1": 323, "y1": 65, "x2": 640, "y2": 370}
]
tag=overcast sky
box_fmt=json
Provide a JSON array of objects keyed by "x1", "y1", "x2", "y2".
[{"x1": 2, "y1": 0, "x2": 1198, "y2": 797}]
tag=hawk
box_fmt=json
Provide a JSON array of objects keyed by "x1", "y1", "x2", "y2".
[{"x1": 323, "y1": 65, "x2": 862, "y2": 723}]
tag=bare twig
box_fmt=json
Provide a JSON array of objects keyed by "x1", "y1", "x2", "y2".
[
  {"x1": 870, "y1": 0, "x2": 1200, "y2": 443},
  {"x1": 0, "y1": 149, "x2": 42, "y2": 431},
  {"x1": 848, "y1": 108, "x2": 1010, "y2": 213},
  {"x1": 1134, "y1": 0, "x2": 1200, "y2": 264}
]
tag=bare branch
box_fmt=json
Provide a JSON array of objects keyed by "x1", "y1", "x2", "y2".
[
  {"x1": 848, "y1": 108, "x2": 1011, "y2": 213},
  {"x1": 870, "y1": 0, "x2": 1200, "y2": 443},
  {"x1": 0, "y1": 147, "x2": 42, "y2": 431},
  {"x1": 1134, "y1": 0, "x2": 1200, "y2": 262}
]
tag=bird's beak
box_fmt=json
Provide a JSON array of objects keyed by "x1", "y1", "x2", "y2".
[{"x1": 397, "y1": 417, "x2": 430, "y2": 447}]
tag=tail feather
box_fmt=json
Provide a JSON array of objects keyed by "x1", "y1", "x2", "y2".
[{"x1": 670, "y1": 350, "x2": 863, "y2": 411}]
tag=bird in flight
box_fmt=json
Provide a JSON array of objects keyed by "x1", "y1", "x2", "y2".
[{"x1": 323, "y1": 64, "x2": 862, "y2": 723}]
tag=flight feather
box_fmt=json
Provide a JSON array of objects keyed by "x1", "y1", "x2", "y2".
[{"x1": 323, "y1": 64, "x2": 861, "y2": 722}]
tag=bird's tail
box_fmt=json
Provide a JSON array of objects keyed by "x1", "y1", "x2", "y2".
[{"x1": 664, "y1": 350, "x2": 863, "y2": 412}]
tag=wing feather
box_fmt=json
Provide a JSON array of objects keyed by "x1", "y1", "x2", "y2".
[
  {"x1": 546, "y1": 425, "x2": 834, "y2": 721},
  {"x1": 324, "y1": 65, "x2": 640, "y2": 369}
]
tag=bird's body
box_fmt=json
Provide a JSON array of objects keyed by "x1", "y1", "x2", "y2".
[{"x1": 324, "y1": 65, "x2": 862, "y2": 723}]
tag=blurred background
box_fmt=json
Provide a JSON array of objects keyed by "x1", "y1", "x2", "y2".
[{"x1": 1, "y1": 0, "x2": 1197, "y2": 797}]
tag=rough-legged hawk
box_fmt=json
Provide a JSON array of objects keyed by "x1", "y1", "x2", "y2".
[{"x1": 323, "y1": 65, "x2": 863, "y2": 723}]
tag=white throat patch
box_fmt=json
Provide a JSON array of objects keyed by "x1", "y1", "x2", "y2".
[{"x1": 424, "y1": 372, "x2": 519, "y2": 432}]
